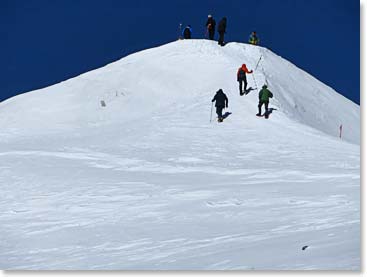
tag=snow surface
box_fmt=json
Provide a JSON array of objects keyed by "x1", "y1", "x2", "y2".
[{"x1": 0, "y1": 40, "x2": 360, "y2": 270}]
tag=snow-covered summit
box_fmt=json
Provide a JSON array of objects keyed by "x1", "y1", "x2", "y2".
[
  {"x1": 0, "y1": 40, "x2": 360, "y2": 270},
  {"x1": 0, "y1": 39, "x2": 360, "y2": 144}
]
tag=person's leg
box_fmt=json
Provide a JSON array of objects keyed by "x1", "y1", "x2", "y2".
[
  {"x1": 221, "y1": 33, "x2": 225, "y2": 46},
  {"x1": 219, "y1": 32, "x2": 224, "y2": 45},
  {"x1": 239, "y1": 81, "x2": 243, "y2": 94},
  {"x1": 264, "y1": 102, "x2": 270, "y2": 118},
  {"x1": 218, "y1": 107, "x2": 223, "y2": 118},
  {"x1": 216, "y1": 107, "x2": 223, "y2": 121},
  {"x1": 257, "y1": 101, "x2": 263, "y2": 115},
  {"x1": 244, "y1": 80, "x2": 248, "y2": 92},
  {"x1": 209, "y1": 30, "x2": 214, "y2": 40}
]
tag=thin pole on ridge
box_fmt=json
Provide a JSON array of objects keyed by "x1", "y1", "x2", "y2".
[
  {"x1": 255, "y1": 55, "x2": 263, "y2": 71},
  {"x1": 178, "y1": 23, "x2": 183, "y2": 40},
  {"x1": 261, "y1": 66, "x2": 269, "y2": 86},
  {"x1": 253, "y1": 52, "x2": 264, "y2": 90}
]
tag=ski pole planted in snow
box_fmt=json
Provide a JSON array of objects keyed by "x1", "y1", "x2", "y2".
[{"x1": 339, "y1": 124, "x2": 343, "y2": 139}]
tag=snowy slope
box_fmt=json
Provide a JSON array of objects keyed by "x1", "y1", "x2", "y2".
[
  {"x1": 0, "y1": 40, "x2": 360, "y2": 270},
  {"x1": 0, "y1": 40, "x2": 360, "y2": 144}
]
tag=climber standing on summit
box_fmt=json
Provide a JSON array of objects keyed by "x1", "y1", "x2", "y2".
[
  {"x1": 212, "y1": 89, "x2": 228, "y2": 122},
  {"x1": 205, "y1": 15, "x2": 216, "y2": 40},
  {"x1": 237, "y1": 64, "x2": 253, "y2": 95},
  {"x1": 217, "y1": 17, "x2": 227, "y2": 46},
  {"x1": 249, "y1": 31, "x2": 260, "y2": 45},
  {"x1": 183, "y1": 25, "x2": 192, "y2": 39}
]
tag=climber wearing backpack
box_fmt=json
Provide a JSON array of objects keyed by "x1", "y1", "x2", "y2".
[
  {"x1": 183, "y1": 25, "x2": 192, "y2": 39},
  {"x1": 206, "y1": 15, "x2": 216, "y2": 40},
  {"x1": 257, "y1": 84, "x2": 273, "y2": 118},
  {"x1": 211, "y1": 89, "x2": 228, "y2": 122},
  {"x1": 237, "y1": 64, "x2": 253, "y2": 95},
  {"x1": 217, "y1": 17, "x2": 227, "y2": 46}
]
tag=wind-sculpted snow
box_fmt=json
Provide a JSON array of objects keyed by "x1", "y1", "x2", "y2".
[{"x1": 0, "y1": 40, "x2": 360, "y2": 269}]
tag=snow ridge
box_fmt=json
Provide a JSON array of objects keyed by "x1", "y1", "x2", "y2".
[
  {"x1": 0, "y1": 40, "x2": 360, "y2": 144},
  {"x1": 0, "y1": 40, "x2": 360, "y2": 270}
]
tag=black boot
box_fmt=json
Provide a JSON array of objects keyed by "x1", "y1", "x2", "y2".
[{"x1": 256, "y1": 104, "x2": 262, "y2": 116}]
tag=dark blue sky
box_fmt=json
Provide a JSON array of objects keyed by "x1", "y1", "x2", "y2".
[{"x1": 0, "y1": 0, "x2": 360, "y2": 103}]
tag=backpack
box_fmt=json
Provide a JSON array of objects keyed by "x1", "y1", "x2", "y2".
[
  {"x1": 238, "y1": 69, "x2": 246, "y2": 80},
  {"x1": 183, "y1": 28, "x2": 191, "y2": 38}
]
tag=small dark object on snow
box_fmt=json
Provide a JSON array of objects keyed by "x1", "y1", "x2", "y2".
[
  {"x1": 100, "y1": 100, "x2": 106, "y2": 107},
  {"x1": 302, "y1": 246, "x2": 309, "y2": 251}
]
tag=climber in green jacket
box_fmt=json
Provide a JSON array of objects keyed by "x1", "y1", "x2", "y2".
[{"x1": 256, "y1": 84, "x2": 273, "y2": 116}]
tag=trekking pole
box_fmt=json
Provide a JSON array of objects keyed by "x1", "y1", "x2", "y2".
[{"x1": 210, "y1": 102, "x2": 214, "y2": 122}]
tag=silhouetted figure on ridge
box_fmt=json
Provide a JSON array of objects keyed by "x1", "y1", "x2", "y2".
[
  {"x1": 183, "y1": 25, "x2": 192, "y2": 39},
  {"x1": 206, "y1": 15, "x2": 216, "y2": 40},
  {"x1": 249, "y1": 31, "x2": 260, "y2": 45},
  {"x1": 217, "y1": 17, "x2": 227, "y2": 46}
]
